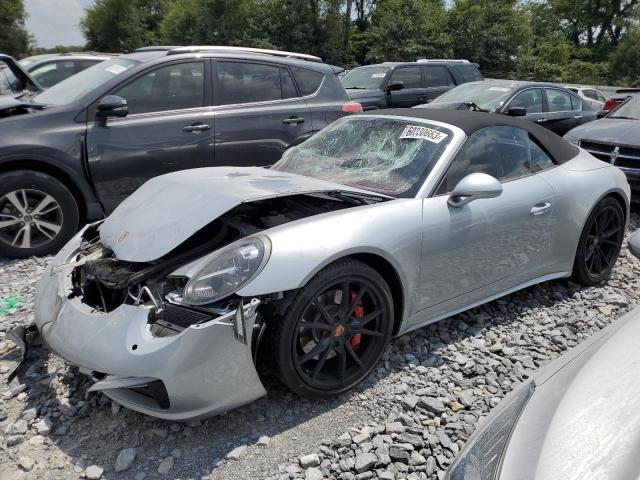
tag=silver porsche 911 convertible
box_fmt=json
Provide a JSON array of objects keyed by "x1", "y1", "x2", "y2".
[{"x1": 27, "y1": 109, "x2": 629, "y2": 420}]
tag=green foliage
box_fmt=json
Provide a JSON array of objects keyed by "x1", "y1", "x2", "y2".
[
  {"x1": 609, "y1": 29, "x2": 640, "y2": 87},
  {"x1": 0, "y1": 0, "x2": 32, "y2": 58}
]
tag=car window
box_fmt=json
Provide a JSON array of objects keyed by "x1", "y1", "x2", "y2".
[
  {"x1": 0, "y1": 60, "x2": 21, "y2": 94},
  {"x1": 217, "y1": 61, "x2": 283, "y2": 105},
  {"x1": 423, "y1": 66, "x2": 452, "y2": 87},
  {"x1": 437, "y1": 126, "x2": 551, "y2": 194},
  {"x1": 290, "y1": 66, "x2": 324, "y2": 96},
  {"x1": 583, "y1": 90, "x2": 596, "y2": 100},
  {"x1": 114, "y1": 61, "x2": 204, "y2": 115},
  {"x1": 451, "y1": 64, "x2": 483, "y2": 83},
  {"x1": 508, "y1": 88, "x2": 543, "y2": 114},
  {"x1": 570, "y1": 93, "x2": 582, "y2": 110},
  {"x1": 30, "y1": 61, "x2": 76, "y2": 88},
  {"x1": 433, "y1": 82, "x2": 513, "y2": 111},
  {"x1": 389, "y1": 67, "x2": 421, "y2": 89},
  {"x1": 546, "y1": 89, "x2": 573, "y2": 112},
  {"x1": 76, "y1": 60, "x2": 102, "y2": 72},
  {"x1": 341, "y1": 66, "x2": 389, "y2": 90},
  {"x1": 596, "y1": 91, "x2": 606, "y2": 102},
  {"x1": 281, "y1": 67, "x2": 298, "y2": 99}
]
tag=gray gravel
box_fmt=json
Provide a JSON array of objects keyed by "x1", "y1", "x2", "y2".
[{"x1": 0, "y1": 214, "x2": 639, "y2": 480}]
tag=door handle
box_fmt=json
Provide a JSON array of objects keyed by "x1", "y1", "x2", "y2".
[
  {"x1": 183, "y1": 123, "x2": 211, "y2": 132},
  {"x1": 530, "y1": 202, "x2": 552, "y2": 215},
  {"x1": 536, "y1": 118, "x2": 548, "y2": 124},
  {"x1": 574, "y1": 115, "x2": 583, "y2": 119},
  {"x1": 282, "y1": 116, "x2": 305, "y2": 125}
]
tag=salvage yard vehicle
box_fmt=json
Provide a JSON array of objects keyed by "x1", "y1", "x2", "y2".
[
  {"x1": 341, "y1": 59, "x2": 483, "y2": 110},
  {"x1": 417, "y1": 80, "x2": 598, "y2": 136},
  {"x1": 445, "y1": 231, "x2": 640, "y2": 480},
  {"x1": 20, "y1": 109, "x2": 629, "y2": 420},
  {"x1": 565, "y1": 94, "x2": 640, "y2": 199},
  {"x1": 0, "y1": 46, "x2": 359, "y2": 258}
]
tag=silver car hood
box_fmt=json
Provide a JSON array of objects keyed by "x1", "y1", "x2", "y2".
[
  {"x1": 99, "y1": 166, "x2": 377, "y2": 262},
  {"x1": 500, "y1": 307, "x2": 640, "y2": 480}
]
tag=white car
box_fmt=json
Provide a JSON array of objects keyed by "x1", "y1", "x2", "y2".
[{"x1": 565, "y1": 86, "x2": 606, "y2": 110}]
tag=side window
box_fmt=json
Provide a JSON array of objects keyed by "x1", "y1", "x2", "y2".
[
  {"x1": 76, "y1": 60, "x2": 101, "y2": 73},
  {"x1": 570, "y1": 93, "x2": 582, "y2": 110},
  {"x1": 451, "y1": 64, "x2": 483, "y2": 83},
  {"x1": 114, "y1": 62, "x2": 204, "y2": 115},
  {"x1": 217, "y1": 61, "x2": 281, "y2": 105},
  {"x1": 0, "y1": 61, "x2": 19, "y2": 94},
  {"x1": 508, "y1": 88, "x2": 543, "y2": 114},
  {"x1": 437, "y1": 126, "x2": 534, "y2": 194},
  {"x1": 30, "y1": 61, "x2": 76, "y2": 88},
  {"x1": 290, "y1": 66, "x2": 324, "y2": 96},
  {"x1": 546, "y1": 89, "x2": 572, "y2": 112},
  {"x1": 423, "y1": 66, "x2": 452, "y2": 87},
  {"x1": 389, "y1": 66, "x2": 421, "y2": 89},
  {"x1": 528, "y1": 137, "x2": 555, "y2": 173},
  {"x1": 596, "y1": 91, "x2": 606, "y2": 102},
  {"x1": 281, "y1": 67, "x2": 299, "y2": 99}
]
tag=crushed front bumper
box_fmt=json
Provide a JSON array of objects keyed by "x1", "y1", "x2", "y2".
[{"x1": 33, "y1": 247, "x2": 267, "y2": 421}]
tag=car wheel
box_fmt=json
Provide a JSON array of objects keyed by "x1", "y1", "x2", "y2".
[
  {"x1": 270, "y1": 258, "x2": 394, "y2": 398},
  {"x1": 0, "y1": 171, "x2": 79, "y2": 258},
  {"x1": 572, "y1": 197, "x2": 625, "y2": 286}
]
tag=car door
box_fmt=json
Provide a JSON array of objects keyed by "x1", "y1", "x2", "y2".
[
  {"x1": 86, "y1": 59, "x2": 214, "y2": 213},
  {"x1": 212, "y1": 60, "x2": 312, "y2": 167},
  {"x1": 544, "y1": 88, "x2": 580, "y2": 135},
  {"x1": 421, "y1": 65, "x2": 454, "y2": 103},
  {"x1": 412, "y1": 126, "x2": 557, "y2": 318},
  {"x1": 503, "y1": 88, "x2": 546, "y2": 124},
  {"x1": 386, "y1": 66, "x2": 423, "y2": 107}
]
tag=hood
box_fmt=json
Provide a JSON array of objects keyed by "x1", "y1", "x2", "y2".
[
  {"x1": 0, "y1": 95, "x2": 46, "y2": 114},
  {"x1": 569, "y1": 117, "x2": 640, "y2": 146},
  {"x1": 99, "y1": 166, "x2": 381, "y2": 262},
  {"x1": 499, "y1": 307, "x2": 640, "y2": 480},
  {"x1": 415, "y1": 101, "x2": 474, "y2": 111},
  {"x1": 0, "y1": 54, "x2": 42, "y2": 96}
]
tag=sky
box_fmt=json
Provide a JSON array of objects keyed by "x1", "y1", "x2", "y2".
[{"x1": 24, "y1": 0, "x2": 94, "y2": 49}]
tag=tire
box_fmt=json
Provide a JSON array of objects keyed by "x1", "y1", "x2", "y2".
[
  {"x1": 269, "y1": 258, "x2": 394, "y2": 399},
  {"x1": 0, "y1": 170, "x2": 79, "y2": 258},
  {"x1": 572, "y1": 196, "x2": 625, "y2": 286}
]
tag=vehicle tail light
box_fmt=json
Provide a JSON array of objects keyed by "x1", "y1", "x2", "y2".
[
  {"x1": 603, "y1": 98, "x2": 618, "y2": 111},
  {"x1": 342, "y1": 101, "x2": 363, "y2": 113}
]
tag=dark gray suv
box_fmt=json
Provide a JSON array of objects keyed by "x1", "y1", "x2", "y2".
[
  {"x1": 341, "y1": 59, "x2": 483, "y2": 110},
  {"x1": 0, "y1": 46, "x2": 359, "y2": 258}
]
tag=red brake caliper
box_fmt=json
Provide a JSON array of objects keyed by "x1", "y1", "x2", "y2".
[{"x1": 351, "y1": 291, "x2": 363, "y2": 350}]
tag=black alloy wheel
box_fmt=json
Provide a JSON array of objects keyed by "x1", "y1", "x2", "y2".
[
  {"x1": 573, "y1": 197, "x2": 625, "y2": 285},
  {"x1": 270, "y1": 259, "x2": 394, "y2": 398}
]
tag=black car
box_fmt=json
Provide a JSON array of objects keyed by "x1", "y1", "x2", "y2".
[
  {"x1": 0, "y1": 46, "x2": 359, "y2": 258},
  {"x1": 0, "y1": 54, "x2": 41, "y2": 98},
  {"x1": 565, "y1": 94, "x2": 640, "y2": 198},
  {"x1": 341, "y1": 59, "x2": 483, "y2": 110},
  {"x1": 417, "y1": 80, "x2": 598, "y2": 136}
]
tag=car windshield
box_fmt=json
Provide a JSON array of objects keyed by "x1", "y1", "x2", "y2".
[
  {"x1": 609, "y1": 95, "x2": 640, "y2": 120},
  {"x1": 33, "y1": 58, "x2": 139, "y2": 105},
  {"x1": 273, "y1": 116, "x2": 453, "y2": 197},
  {"x1": 341, "y1": 66, "x2": 390, "y2": 90},
  {"x1": 433, "y1": 82, "x2": 514, "y2": 111}
]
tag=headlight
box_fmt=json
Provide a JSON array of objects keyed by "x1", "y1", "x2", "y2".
[
  {"x1": 183, "y1": 236, "x2": 270, "y2": 305},
  {"x1": 564, "y1": 134, "x2": 579, "y2": 147},
  {"x1": 446, "y1": 381, "x2": 534, "y2": 480}
]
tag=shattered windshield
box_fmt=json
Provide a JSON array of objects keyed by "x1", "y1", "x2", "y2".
[
  {"x1": 433, "y1": 82, "x2": 515, "y2": 111},
  {"x1": 609, "y1": 94, "x2": 640, "y2": 120},
  {"x1": 273, "y1": 116, "x2": 453, "y2": 197},
  {"x1": 341, "y1": 66, "x2": 390, "y2": 90}
]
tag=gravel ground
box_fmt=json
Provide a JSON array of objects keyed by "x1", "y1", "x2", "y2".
[{"x1": 1, "y1": 213, "x2": 639, "y2": 480}]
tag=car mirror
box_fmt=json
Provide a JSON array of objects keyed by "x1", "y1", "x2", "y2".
[
  {"x1": 386, "y1": 80, "x2": 404, "y2": 93},
  {"x1": 629, "y1": 231, "x2": 640, "y2": 260},
  {"x1": 448, "y1": 173, "x2": 503, "y2": 207},
  {"x1": 96, "y1": 95, "x2": 128, "y2": 119},
  {"x1": 506, "y1": 107, "x2": 527, "y2": 117}
]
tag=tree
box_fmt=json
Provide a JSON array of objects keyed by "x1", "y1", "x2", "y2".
[
  {"x1": 363, "y1": 0, "x2": 451, "y2": 63},
  {"x1": 82, "y1": 0, "x2": 168, "y2": 52},
  {"x1": 609, "y1": 29, "x2": 640, "y2": 86},
  {"x1": 0, "y1": 0, "x2": 32, "y2": 58}
]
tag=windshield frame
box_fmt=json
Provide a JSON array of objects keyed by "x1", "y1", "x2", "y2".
[
  {"x1": 608, "y1": 94, "x2": 640, "y2": 121},
  {"x1": 341, "y1": 66, "x2": 391, "y2": 90},
  {"x1": 432, "y1": 82, "x2": 516, "y2": 111},
  {"x1": 273, "y1": 114, "x2": 465, "y2": 198}
]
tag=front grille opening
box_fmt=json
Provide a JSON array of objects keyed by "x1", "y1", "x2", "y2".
[{"x1": 129, "y1": 380, "x2": 170, "y2": 410}]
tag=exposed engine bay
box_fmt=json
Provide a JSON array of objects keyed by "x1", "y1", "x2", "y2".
[{"x1": 69, "y1": 192, "x2": 379, "y2": 337}]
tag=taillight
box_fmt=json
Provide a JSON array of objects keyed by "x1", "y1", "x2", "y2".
[
  {"x1": 603, "y1": 98, "x2": 617, "y2": 111},
  {"x1": 341, "y1": 101, "x2": 363, "y2": 113}
]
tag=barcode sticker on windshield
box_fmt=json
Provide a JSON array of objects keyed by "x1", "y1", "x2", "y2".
[
  {"x1": 371, "y1": 73, "x2": 386, "y2": 78},
  {"x1": 106, "y1": 64, "x2": 127, "y2": 75},
  {"x1": 400, "y1": 125, "x2": 448, "y2": 143},
  {"x1": 488, "y1": 86, "x2": 510, "y2": 92}
]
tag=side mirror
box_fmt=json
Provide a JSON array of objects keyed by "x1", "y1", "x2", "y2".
[
  {"x1": 506, "y1": 107, "x2": 527, "y2": 117},
  {"x1": 629, "y1": 231, "x2": 640, "y2": 259},
  {"x1": 448, "y1": 173, "x2": 503, "y2": 207},
  {"x1": 96, "y1": 95, "x2": 128, "y2": 119},
  {"x1": 386, "y1": 80, "x2": 404, "y2": 93},
  {"x1": 596, "y1": 110, "x2": 608, "y2": 119}
]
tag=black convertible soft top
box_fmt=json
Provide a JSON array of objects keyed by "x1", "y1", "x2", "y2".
[{"x1": 360, "y1": 108, "x2": 580, "y2": 164}]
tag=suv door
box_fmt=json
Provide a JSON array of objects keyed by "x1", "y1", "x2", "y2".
[
  {"x1": 413, "y1": 126, "x2": 556, "y2": 318},
  {"x1": 213, "y1": 60, "x2": 312, "y2": 167},
  {"x1": 504, "y1": 88, "x2": 546, "y2": 124},
  {"x1": 544, "y1": 88, "x2": 581, "y2": 135},
  {"x1": 386, "y1": 66, "x2": 423, "y2": 107},
  {"x1": 86, "y1": 59, "x2": 214, "y2": 213},
  {"x1": 421, "y1": 65, "x2": 454, "y2": 103}
]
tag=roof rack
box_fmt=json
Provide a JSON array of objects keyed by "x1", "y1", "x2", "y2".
[
  {"x1": 135, "y1": 46, "x2": 182, "y2": 52},
  {"x1": 416, "y1": 59, "x2": 472, "y2": 64},
  {"x1": 164, "y1": 46, "x2": 323, "y2": 63}
]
